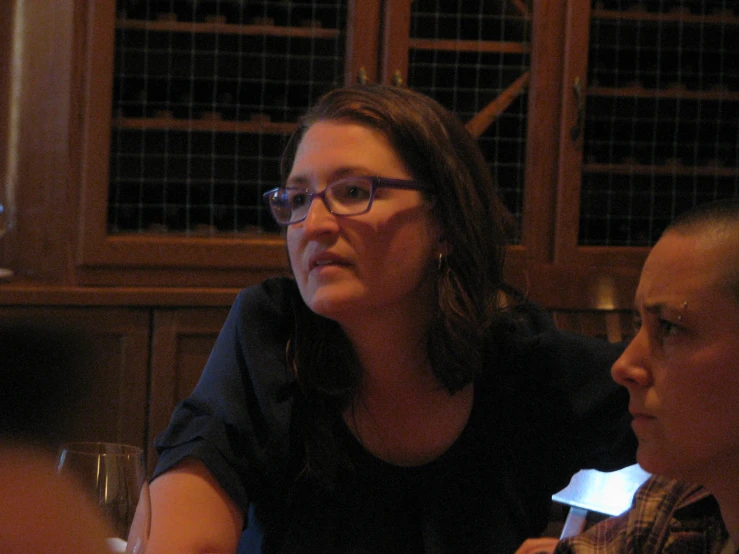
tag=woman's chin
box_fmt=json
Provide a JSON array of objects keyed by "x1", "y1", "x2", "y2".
[
  {"x1": 636, "y1": 447, "x2": 678, "y2": 479},
  {"x1": 305, "y1": 290, "x2": 364, "y2": 320}
]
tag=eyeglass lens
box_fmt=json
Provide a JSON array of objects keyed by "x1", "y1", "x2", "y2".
[{"x1": 272, "y1": 178, "x2": 374, "y2": 223}]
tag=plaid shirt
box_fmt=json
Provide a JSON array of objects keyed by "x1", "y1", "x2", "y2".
[{"x1": 554, "y1": 475, "x2": 734, "y2": 554}]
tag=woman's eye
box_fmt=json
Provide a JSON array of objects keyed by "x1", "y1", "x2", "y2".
[
  {"x1": 658, "y1": 318, "x2": 679, "y2": 337},
  {"x1": 289, "y1": 193, "x2": 309, "y2": 208},
  {"x1": 334, "y1": 182, "x2": 371, "y2": 202}
]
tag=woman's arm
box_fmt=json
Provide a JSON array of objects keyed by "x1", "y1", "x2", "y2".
[{"x1": 143, "y1": 458, "x2": 245, "y2": 554}]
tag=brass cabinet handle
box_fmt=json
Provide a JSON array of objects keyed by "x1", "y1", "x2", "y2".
[
  {"x1": 571, "y1": 76, "x2": 584, "y2": 141},
  {"x1": 357, "y1": 66, "x2": 368, "y2": 85}
]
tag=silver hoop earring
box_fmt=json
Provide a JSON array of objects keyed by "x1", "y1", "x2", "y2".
[{"x1": 678, "y1": 301, "x2": 688, "y2": 321}]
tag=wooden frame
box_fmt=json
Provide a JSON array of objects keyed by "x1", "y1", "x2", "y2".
[
  {"x1": 554, "y1": 0, "x2": 651, "y2": 268},
  {"x1": 74, "y1": 0, "x2": 291, "y2": 287},
  {"x1": 4, "y1": 0, "x2": 656, "y2": 293},
  {"x1": 381, "y1": 0, "x2": 552, "y2": 269},
  {"x1": 345, "y1": 0, "x2": 382, "y2": 84},
  {"x1": 521, "y1": 0, "x2": 567, "y2": 263},
  {"x1": 147, "y1": 307, "x2": 229, "y2": 471},
  {"x1": 1, "y1": 0, "x2": 81, "y2": 284}
]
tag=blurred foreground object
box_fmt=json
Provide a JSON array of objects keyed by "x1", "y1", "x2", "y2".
[
  {"x1": 0, "y1": 321, "x2": 113, "y2": 552},
  {"x1": 0, "y1": 444, "x2": 113, "y2": 554},
  {"x1": 0, "y1": 321, "x2": 95, "y2": 445}
]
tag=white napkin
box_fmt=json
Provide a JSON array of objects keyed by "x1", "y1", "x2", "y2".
[{"x1": 105, "y1": 537, "x2": 127, "y2": 552}]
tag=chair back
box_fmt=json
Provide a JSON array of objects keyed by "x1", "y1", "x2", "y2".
[{"x1": 552, "y1": 464, "x2": 651, "y2": 538}]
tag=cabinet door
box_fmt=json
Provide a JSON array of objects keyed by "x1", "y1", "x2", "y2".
[
  {"x1": 381, "y1": 0, "x2": 549, "y2": 262},
  {"x1": 556, "y1": 0, "x2": 739, "y2": 267},
  {"x1": 147, "y1": 307, "x2": 229, "y2": 470},
  {"x1": 0, "y1": 307, "x2": 150, "y2": 449},
  {"x1": 76, "y1": 0, "x2": 377, "y2": 287}
]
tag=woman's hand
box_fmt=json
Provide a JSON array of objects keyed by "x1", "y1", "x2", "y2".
[{"x1": 513, "y1": 537, "x2": 560, "y2": 554}]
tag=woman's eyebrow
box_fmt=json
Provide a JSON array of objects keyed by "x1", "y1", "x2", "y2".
[
  {"x1": 285, "y1": 175, "x2": 309, "y2": 187},
  {"x1": 286, "y1": 168, "x2": 370, "y2": 188},
  {"x1": 642, "y1": 301, "x2": 685, "y2": 320}
]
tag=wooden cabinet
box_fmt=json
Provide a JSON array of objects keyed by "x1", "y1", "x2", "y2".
[
  {"x1": 11, "y1": 0, "x2": 700, "y2": 475},
  {"x1": 5, "y1": 0, "x2": 737, "y2": 292},
  {"x1": 74, "y1": 0, "x2": 381, "y2": 287},
  {"x1": 383, "y1": 0, "x2": 536, "y2": 259},
  {"x1": 0, "y1": 306, "x2": 150, "y2": 448},
  {"x1": 0, "y1": 299, "x2": 230, "y2": 468},
  {"x1": 147, "y1": 307, "x2": 229, "y2": 470},
  {"x1": 73, "y1": 0, "x2": 547, "y2": 285},
  {"x1": 556, "y1": 0, "x2": 739, "y2": 267},
  {"x1": 2, "y1": 0, "x2": 643, "y2": 307}
]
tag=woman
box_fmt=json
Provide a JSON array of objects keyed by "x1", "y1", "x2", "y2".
[
  {"x1": 550, "y1": 200, "x2": 739, "y2": 553},
  {"x1": 143, "y1": 85, "x2": 635, "y2": 553}
]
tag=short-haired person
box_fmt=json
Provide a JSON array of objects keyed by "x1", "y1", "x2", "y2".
[
  {"x1": 139, "y1": 84, "x2": 636, "y2": 553},
  {"x1": 548, "y1": 199, "x2": 739, "y2": 553}
]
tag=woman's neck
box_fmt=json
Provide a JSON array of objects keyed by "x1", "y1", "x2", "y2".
[
  {"x1": 341, "y1": 305, "x2": 435, "y2": 388},
  {"x1": 338, "y1": 300, "x2": 475, "y2": 467}
]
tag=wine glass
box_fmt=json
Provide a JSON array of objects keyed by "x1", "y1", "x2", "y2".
[
  {"x1": 0, "y1": 163, "x2": 15, "y2": 279},
  {"x1": 56, "y1": 442, "x2": 150, "y2": 553}
]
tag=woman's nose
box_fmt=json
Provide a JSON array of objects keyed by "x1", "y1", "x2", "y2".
[
  {"x1": 611, "y1": 330, "x2": 652, "y2": 389},
  {"x1": 301, "y1": 193, "x2": 340, "y2": 234}
]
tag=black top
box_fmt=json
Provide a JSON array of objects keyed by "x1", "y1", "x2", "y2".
[{"x1": 153, "y1": 277, "x2": 636, "y2": 553}]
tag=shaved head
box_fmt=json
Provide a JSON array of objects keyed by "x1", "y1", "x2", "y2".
[{"x1": 662, "y1": 199, "x2": 739, "y2": 300}]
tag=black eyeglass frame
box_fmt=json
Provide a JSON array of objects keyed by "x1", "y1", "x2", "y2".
[{"x1": 262, "y1": 176, "x2": 436, "y2": 226}]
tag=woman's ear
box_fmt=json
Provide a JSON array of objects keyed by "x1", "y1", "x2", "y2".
[{"x1": 436, "y1": 233, "x2": 452, "y2": 257}]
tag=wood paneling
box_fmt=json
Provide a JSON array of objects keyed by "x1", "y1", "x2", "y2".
[
  {"x1": 521, "y1": 0, "x2": 567, "y2": 263},
  {"x1": 147, "y1": 308, "x2": 229, "y2": 471},
  {"x1": 504, "y1": 260, "x2": 640, "y2": 311},
  {"x1": 0, "y1": 306, "x2": 150, "y2": 448},
  {"x1": 345, "y1": 0, "x2": 382, "y2": 84},
  {"x1": 2, "y1": 0, "x2": 79, "y2": 283}
]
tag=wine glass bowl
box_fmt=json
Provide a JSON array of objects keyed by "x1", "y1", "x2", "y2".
[
  {"x1": 56, "y1": 442, "x2": 150, "y2": 553},
  {"x1": 0, "y1": 152, "x2": 16, "y2": 278},
  {"x1": 0, "y1": 180, "x2": 14, "y2": 239}
]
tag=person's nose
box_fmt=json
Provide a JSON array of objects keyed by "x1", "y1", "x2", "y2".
[
  {"x1": 611, "y1": 328, "x2": 653, "y2": 389},
  {"x1": 301, "y1": 190, "x2": 340, "y2": 235}
]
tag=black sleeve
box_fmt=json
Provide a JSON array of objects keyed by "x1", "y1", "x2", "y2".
[{"x1": 151, "y1": 278, "x2": 298, "y2": 517}]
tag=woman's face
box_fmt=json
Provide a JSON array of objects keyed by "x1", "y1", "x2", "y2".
[
  {"x1": 285, "y1": 120, "x2": 445, "y2": 325},
  {"x1": 611, "y1": 229, "x2": 739, "y2": 485}
]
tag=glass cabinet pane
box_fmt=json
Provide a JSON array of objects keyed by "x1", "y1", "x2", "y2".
[
  {"x1": 109, "y1": 0, "x2": 348, "y2": 236},
  {"x1": 406, "y1": 0, "x2": 531, "y2": 240},
  {"x1": 579, "y1": 0, "x2": 739, "y2": 246}
]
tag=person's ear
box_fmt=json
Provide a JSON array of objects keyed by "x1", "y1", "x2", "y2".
[{"x1": 436, "y1": 231, "x2": 452, "y2": 257}]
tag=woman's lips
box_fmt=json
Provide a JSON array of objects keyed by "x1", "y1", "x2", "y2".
[
  {"x1": 630, "y1": 412, "x2": 656, "y2": 433},
  {"x1": 308, "y1": 252, "x2": 350, "y2": 271}
]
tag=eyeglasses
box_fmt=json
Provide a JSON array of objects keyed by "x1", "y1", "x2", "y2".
[{"x1": 263, "y1": 176, "x2": 435, "y2": 225}]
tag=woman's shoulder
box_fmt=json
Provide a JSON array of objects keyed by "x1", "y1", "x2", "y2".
[
  {"x1": 497, "y1": 296, "x2": 623, "y2": 363},
  {"x1": 482, "y1": 292, "x2": 624, "y2": 396},
  {"x1": 234, "y1": 276, "x2": 300, "y2": 308},
  {"x1": 228, "y1": 277, "x2": 300, "y2": 325}
]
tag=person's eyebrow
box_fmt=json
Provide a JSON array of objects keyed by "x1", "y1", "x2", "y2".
[
  {"x1": 286, "y1": 167, "x2": 366, "y2": 188},
  {"x1": 285, "y1": 175, "x2": 309, "y2": 187},
  {"x1": 641, "y1": 301, "x2": 686, "y2": 320}
]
